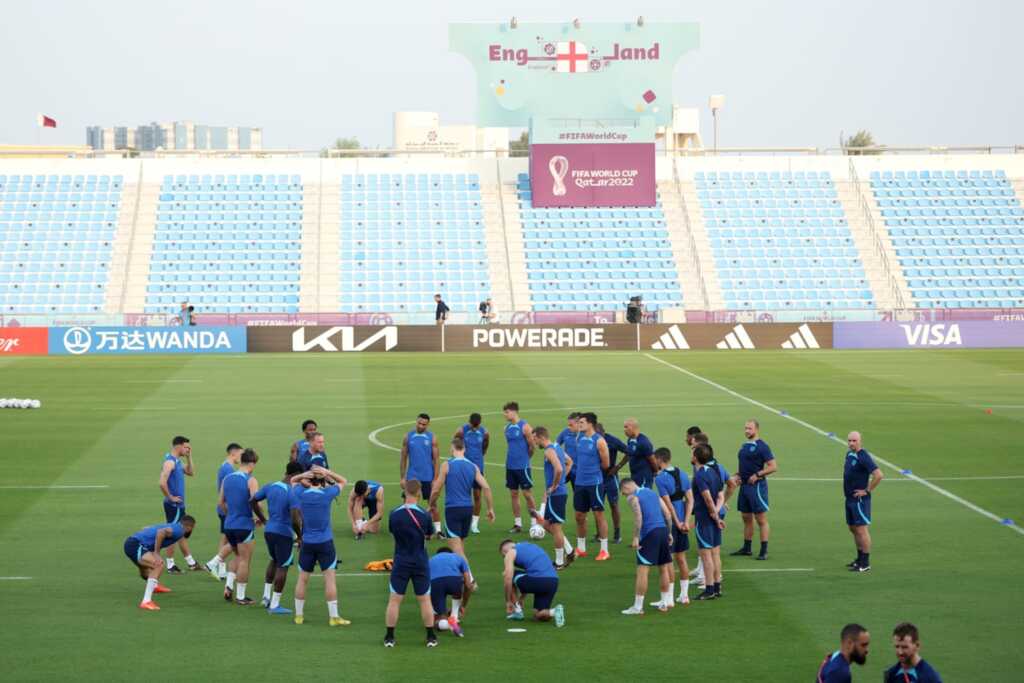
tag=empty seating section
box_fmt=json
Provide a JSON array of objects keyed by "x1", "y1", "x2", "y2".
[
  {"x1": 0, "y1": 174, "x2": 122, "y2": 314},
  {"x1": 517, "y1": 173, "x2": 682, "y2": 311},
  {"x1": 698, "y1": 171, "x2": 873, "y2": 310},
  {"x1": 872, "y1": 170, "x2": 1024, "y2": 308},
  {"x1": 147, "y1": 174, "x2": 302, "y2": 313},
  {"x1": 339, "y1": 173, "x2": 489, "y2": 313}
]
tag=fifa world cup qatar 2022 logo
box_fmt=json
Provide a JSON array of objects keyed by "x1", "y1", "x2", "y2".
[{"x1": 549, "y1": 155, "x2": 569, "y2": 196}]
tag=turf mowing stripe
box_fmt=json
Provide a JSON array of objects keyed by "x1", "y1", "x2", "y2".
[
  {"x1": 0, "y1": 485, "x2": 109, "y2": 490},
  {"x1": 643, "y1": 353, "x2": 1024, "y2": 537}
]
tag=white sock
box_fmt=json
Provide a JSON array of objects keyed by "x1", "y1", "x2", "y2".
[
  {"x1": 207, "y1": 555, "x2": 220, "y2": 567},
  {"x1": 452, "y1": 598, "x2": 462, "y2": 616},
  {"x1": 471, "y1": 515, "x2": 480, "y2": 529},
  {"x1": 563, "y1": 538, "x2": 574, "y2": 554},
  {"x1": 184, "y1": 554, "x2": 196, "y2": 567},
  {"x1": 633, "y1": 594, "x2": 644, "y2": 610},
  {"x1": 513, "y1": 602, "x2": 523, "y2": 613},
  {"x1": 514, "y1": 517, "x2": 522, "y2": 527},
  {"x1": 270, "y1": 592, "x2": 282, "y2": 609},
  {"x1": 236, "y1": 582, "x2": 247, "y2": 600},
  {"x1": 433, "y1": 521, "x2": 441, "y2": 532},
  {"x1": 327, "y1": 600, "x2": 339, "y2": 618},
  {"x1": 600, "y1": 538, "x2": 609, "y2": 553},
  {"x1": 555, "y1": 548, "x2": 565, "y2": 565},
  {"x1": 226, "y1": 572, "x2": 236, "y2": 590},
  {"x1": 661, "y1": 591, "x2": 673, "y2": 606},
  {"x1": 538, "y1": 503, "x2": 546, "y2": 519},
  {"x1": 680, "y1": 579, "x2": 690, "y2": 596},
  {"x1": 696, "y1": 558, "x2": 704, "y2": 575},
  {"x1": 295, "y1": 598, "x2": 305, "y2": 616},
  {"x1": 165, "y1": 558, "x2": 175, "y2": 569},
  {"x1": 263, "y1": 583, "x2": 272, "y2": 601},
  {"x1": 218, "y1": 563, "x2": 228, "y2": 579},
  {"x1": 143, "y1": 578, "x2": 158, "y2": 602},
  {"x1": 577, "y1": 537, "x2": 586, "y2": 553}
]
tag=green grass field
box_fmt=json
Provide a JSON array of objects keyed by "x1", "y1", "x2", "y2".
[{"x1": 1, "y1": 350, "x2": 1022, "y2": 681}]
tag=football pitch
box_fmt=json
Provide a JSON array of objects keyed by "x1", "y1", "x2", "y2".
[{"x1": 1, "y1": 349, "x2": 1022, "y2": 681}]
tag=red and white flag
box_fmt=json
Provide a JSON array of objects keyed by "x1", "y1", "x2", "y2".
[
  {"x1": 555, "y1": 41, "x2": 589, "y2": 73},
  {"x1": 37, "y1": 114, "x2": 57, "y2": 128}
]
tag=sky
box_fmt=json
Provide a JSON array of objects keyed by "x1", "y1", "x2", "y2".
[{"x1": 2, "y1": 0, "x2": 1021, "y2": 150}]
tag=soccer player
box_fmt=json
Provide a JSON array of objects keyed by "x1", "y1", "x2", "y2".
[
  {"x1": 290, "y1": 419, "x2": 318, "y2": 466},
  {"x1": 556, "y1": 412, "x2": 581, "y2": 490},
  {"x1": 623, "y1": 418, "x2": 657, "y2": 489},
  {"x1": 429, "y1": 434, "x2": 495, "y2": 557},
  {"x1": 573, "y1": 412, "x2": 611, "y2": 561},
  {"x1": 123, "y1": 516, "x2": 195, "y2": 610},
  {"x1": 620, "y1": 479, "x2": 675, "y2": 615},
  {"x1": 348, "y1": 480, "x2": 384, "y2": 539},
  {"x1": 692, "y1": 443, "x2": 725, "y2": 600},
  {"x1": 884, "y1": 622, "x2": 943, "y2": 682},
  {"x1": 730, "y1": 419, "x2": 777, "y2": 561},
  {"x1": 654, "y1": 447, "x2": 694, "y2": 605},
  {"x1": 205, "y1": 443, "x2": 241, "y2": 578},
  {"x1": 502, "y1": 401, "x2": 537, "y2": 533},
  {"x1": 303, "y1": 432, "x2": 329, "y2": 471},
  {"x1": 291, "y1": 465, "x2": 350, "y2": 626},
  {"x1": 385, "y1": 480, "x2": 437, "y2": 648},
  {"x1": 817, "y1": 623, "x2": 871, "y2": 682},
  {"x1": 253, "y1": 460, "x2": 304, "y2": 615},
  {"x1": 158, "y1": 435, "x2": 198, "y2": 572},
  {"x1": 533, "y1": 426, "x2": 575, "y2": 569},
  {"x1": 844, "y1": 431, "x2": 883, "y2": 572},
  {"x1": 429, "y1": 548, "x2": 476, "y2": 638},
  {"x1": 500, "y1": 539, "x2": 564, "y2": 626},
  {"x1": 456, "y1": 413, "x2": 489, "y2": 534},
  {"x1": 401, "y1": 413, "x2": 440, "y2": 531},
  {"x1": 219, "y1": 448, "x2": 264, "y2": 605},
  {"x1": 596, "y1": 422, "x2": 628, "y2": 544}
]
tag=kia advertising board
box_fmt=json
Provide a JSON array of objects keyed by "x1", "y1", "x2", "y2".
[
  {"x1": 529, "y1": 142, "x2": 656, "y2": 208},
  {"x1": 247, "y1": 325, "x2": 442, "y2": 353},
  {"x1": 48, "y1": 326, "x2": 247, "y2": 355},
  {"x1": 834, "y1": 321, "x2": 1024, "y2": 349},
  {"x1": 0, "y1": 327, "x2": 49, "y2": 355},
  {"x1": 446, "y1": 324, "x2": 636, "y2": 351}
]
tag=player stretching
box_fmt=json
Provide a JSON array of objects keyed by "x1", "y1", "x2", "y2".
[
  {"x1": 220, "y1": 448, "x2": 264, "y2": 605},
  {"x1": 730, "y1": 419, "x2": 777, "y2": 561},
  {"x1": 533, "y1": 427, "x2": 575, "y2": 569},
  {"x1": 456, "y1": 413, "x2": 490, "y2": 534},
  {"x1": 556, "y1": 412, "x2": 581, "y2": 491},
  {"x1": 123, "y1": 516, "x2": 196, "y2": 610},
  {"x1": 253, "y1": 460, "x2": 304, "y2": 614},
  {"x1": 654, "y1": 447, "x2": 694, "y2": 605},
  {"x1": 500, "y1": 539, "x2": 564, "y2": 626},
  {"x1": 205, "y1": 443, "x2": 241, "y2": 578},
  {"x1": 503, "y1": 401, "x2": 537, "y2": 532},
  {"x1": 348, "y1": 480, "x2": 384, "y2": 539},
  {"x1": 158, "y1": 435, "x2": 199, "y2": 572},
  {"x1": 621, "y1": 479, "x2": 674, "y2": 614},
  {"x1": 290, "y1": 419, "x2": 318, "y2": 468},
  {"x1": 291, "y1": 465, "x2": 350, "y2": 626},
  {"x1": 385, "y1": 481, "x2": 437, "y2": 648},
  {"x1": 692, "y1": 443, "x2": 725, "y2": 600},
  {"x1": 595, "y1": 423, "x2": 627, "y2": 544},
  {"x1": 573, "y1": 412, "x2": 611, "y2": 561},
  {"x1": 401, "y1": 413, "x2": 441, "y2": 533},
  {"x1": 844, "y1": 431, "x2": 883, "y2": 572},
  {"x1": 429, "y1": 435, "x2": 495, "y2": 556},
  {"x1": 429, "y1": 548, "x2": 477, "y2": 638}
]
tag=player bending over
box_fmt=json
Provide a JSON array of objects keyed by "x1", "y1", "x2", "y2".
[
  {"x1": 348, "y1": 480, "x2": 384, "y2": 539},
  {"x1": 429, "y1": 548, "x2": 477, "y2": 638},
  {"x1": 123, "y1": 516, "x2": 196, "y2": 610}
]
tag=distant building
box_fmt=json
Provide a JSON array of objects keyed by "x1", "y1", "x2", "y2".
[
  {"x1": 393, "y1": 112, "x2": 508, "y2": 158},
  {"x1": 85, "y1": 121, "x2": 262, "y2": 152}
]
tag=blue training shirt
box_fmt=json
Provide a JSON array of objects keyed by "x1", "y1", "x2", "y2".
[
  {"x1": 363, "y1": 480, "x2": 381, "y2": 503},
  {"x1": 406, "y1": 429, "x2": 435, "y2": 482},
  {"x1": 636, "y1": 486, "x2": 667, "y2": 537},
  {"x1": 626, "y1": 433, "x2": 655, "y2": 482},
  {"x1": 163, "y1": 453, "x2": 185, "y2": 507},
  {"x1": 296, "y1": 484, "x2": 340, "y2": 544},
  {"x1": 215, "y1": 460, "x2": 234, "y2": 516},
  {"x1": 222, "y1": 470, "x2": 254, "y2": 531},
  {"x1": 429, "y1": 552, "x2": 470, "y2": 580},
  {"x1": 514, "y1": 542, "x2": 557, "y2": 579},
  {"x1": 389, "y1": 503, "x2": 432, "y2": 567},
  {"x1": 445, "y1": 457, "x2": 478, "y2": 509},
  {"x1": 843, "y1": 448, "x2": 878, "y2": 499},
  {"x1": 461, "y1": 424, "x2": 487, "y2": 471},
  {"x1": 882, "y1": 659, "x2": 942, "y2": 683},
  {"x1": 603, "y1": 433, "x2": 628, "y2": 469},
  {"x1": 817, "y1": 650, "x2": 852, "y2": 683},
  {"x1": 574, "y1": 432, "x2": 605, "y2": 486},
  {"x1": 132, "y1": 522, "x2": 185, "y2": 550},
  {"x1": 254, "y1": 480, "x2": 296, "y2": 537},
  {"x1": 294, "y1": 439, "x2": 311, "y2": 468},
  {"x1": 738, "y1": 438, "x2": 775, "y2": 481},
  {"x1": 655, "y1": 466, "x2": 690, "y2": 520},
  {"x1": 543, "y1": 443, "x2": 568, "y2": 496},
  {"x1": 693, "y1": 464, "x2": 724, "y2": 522},
  {"x1": 505, "y1": 420, "x2": 531, "y2": 470}
]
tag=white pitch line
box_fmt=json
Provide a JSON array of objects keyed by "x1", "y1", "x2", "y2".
[
  {"x1": 496, "y1": 377, "x2": 567, "y2": 381},
  {"x1": 643, "y1": 353, "x2": 1024, "y2": 537},
  {"x1": 327, "y1": 379, "x2": 400, "y2": 383},
  {"x1": 0, "y1": 484, "x2": 110, "y2": 490},
  {"x1": 996, "y1": 373, "x2": 1024, "y2": 377},
  {"x1": 124, "y1": 379, "x2": 203, "y2": 383},
  {"x1": 310, "y1": 572, "x2": 383, "y2": 578},
  {"x1": 0, "y1": 576, "x2": 33, "y2": 580},
  {"x1": 722, "y1": 568, "x2": 814, "y2": 573},
  {"x1": 773, "y1": 476, "x2": 1024, "y2": 482}
]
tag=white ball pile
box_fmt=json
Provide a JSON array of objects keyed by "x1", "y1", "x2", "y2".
[{"x1": 0, "y1": 398, "x2": 41, "y2": 409}]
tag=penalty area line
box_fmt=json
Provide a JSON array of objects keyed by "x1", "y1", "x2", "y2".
[{"x1": 643, "y1": 353, "x2": 1024, "y2": 538}]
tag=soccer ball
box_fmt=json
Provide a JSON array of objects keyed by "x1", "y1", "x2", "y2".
[
  {"x1": 30, "y1": 400, "x2": 41, "y2": 409},
  {"x1": 0, "y1": 399, "x2": 8, "y2": 408},
  {"x1": 355, "y1": 519, "x2": 366, "y2": 533},
  {"x1": 437, "y1": 619, "x2": 451, "y2": 631},
  {"x1": 20, "y1": 399, "x2": 30, "y2": 409},
  {"x1": 529, "y1": 524, "x2": 546, "y2": 540}
]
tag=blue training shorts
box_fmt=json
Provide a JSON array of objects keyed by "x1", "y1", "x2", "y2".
[
  {"x1": 163, "y1": 501, "x2": 184, "y2": 523},
  {"x1": 264, "y1": 532, "x2": 294, "y2": 568},
  {"x1": 637, "y1": 527, "x2": 671, "y2": 566},
  {"x1": 224, "y1": 528, "x2": 254, "y2": 549},
  {"x1": 430, "y1": 576, "x2": 464, "y2": 615},
  {"x1": 737, "y1": 480, "x2": 770, "y2": 514},
  {"x1": 445, "y1": 506, "x2": 473, "y2": 539},
  {"x1": 299, "y1": 540, "x2": 338, "y2": 572},
  {"x1": 573, "y1": 483, "x2": 604, "y2": 513},
  {"x1": 544, "y1": 494, "x2": 568, "y2": 524},
  {"x1": 845, "y1": 496, "x2": 872, "y2": 526},
  {"x1": 390, "y1": 561, "x2": 431, "y2": 596},
  {"x1": 505, "y1": 468, "x2": 533, "y2": 491},
  {"x1": 694, "y1": 519, "x2": 722, "y2": 549},
  {"x1": 512, "y1": 573, "x2": 558, "y2": 611}
]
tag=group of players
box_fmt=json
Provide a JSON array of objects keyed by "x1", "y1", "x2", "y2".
[{"x1": 122, "y1": 405, "x2": 894, "y2": 659}]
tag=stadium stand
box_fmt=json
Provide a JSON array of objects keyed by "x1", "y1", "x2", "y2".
[
  {"x1": 145, "y1": 174, "x2": 303, "y2": 313},
  {"x1": 515, "y1": 172, "x2": 684, "y2": 311},
  {"x1": 870, "y1": 170, "x2": 1024, "y2": 309},
  {"x1": 0, "y1": 173, "x2": 122, "y2": 314},
  {"x1": 338, "y1": 172, "x2": 491, "y2": 313},
  {"x1": 694, "y1": 170, "x2": 875, "y2": 310}
]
